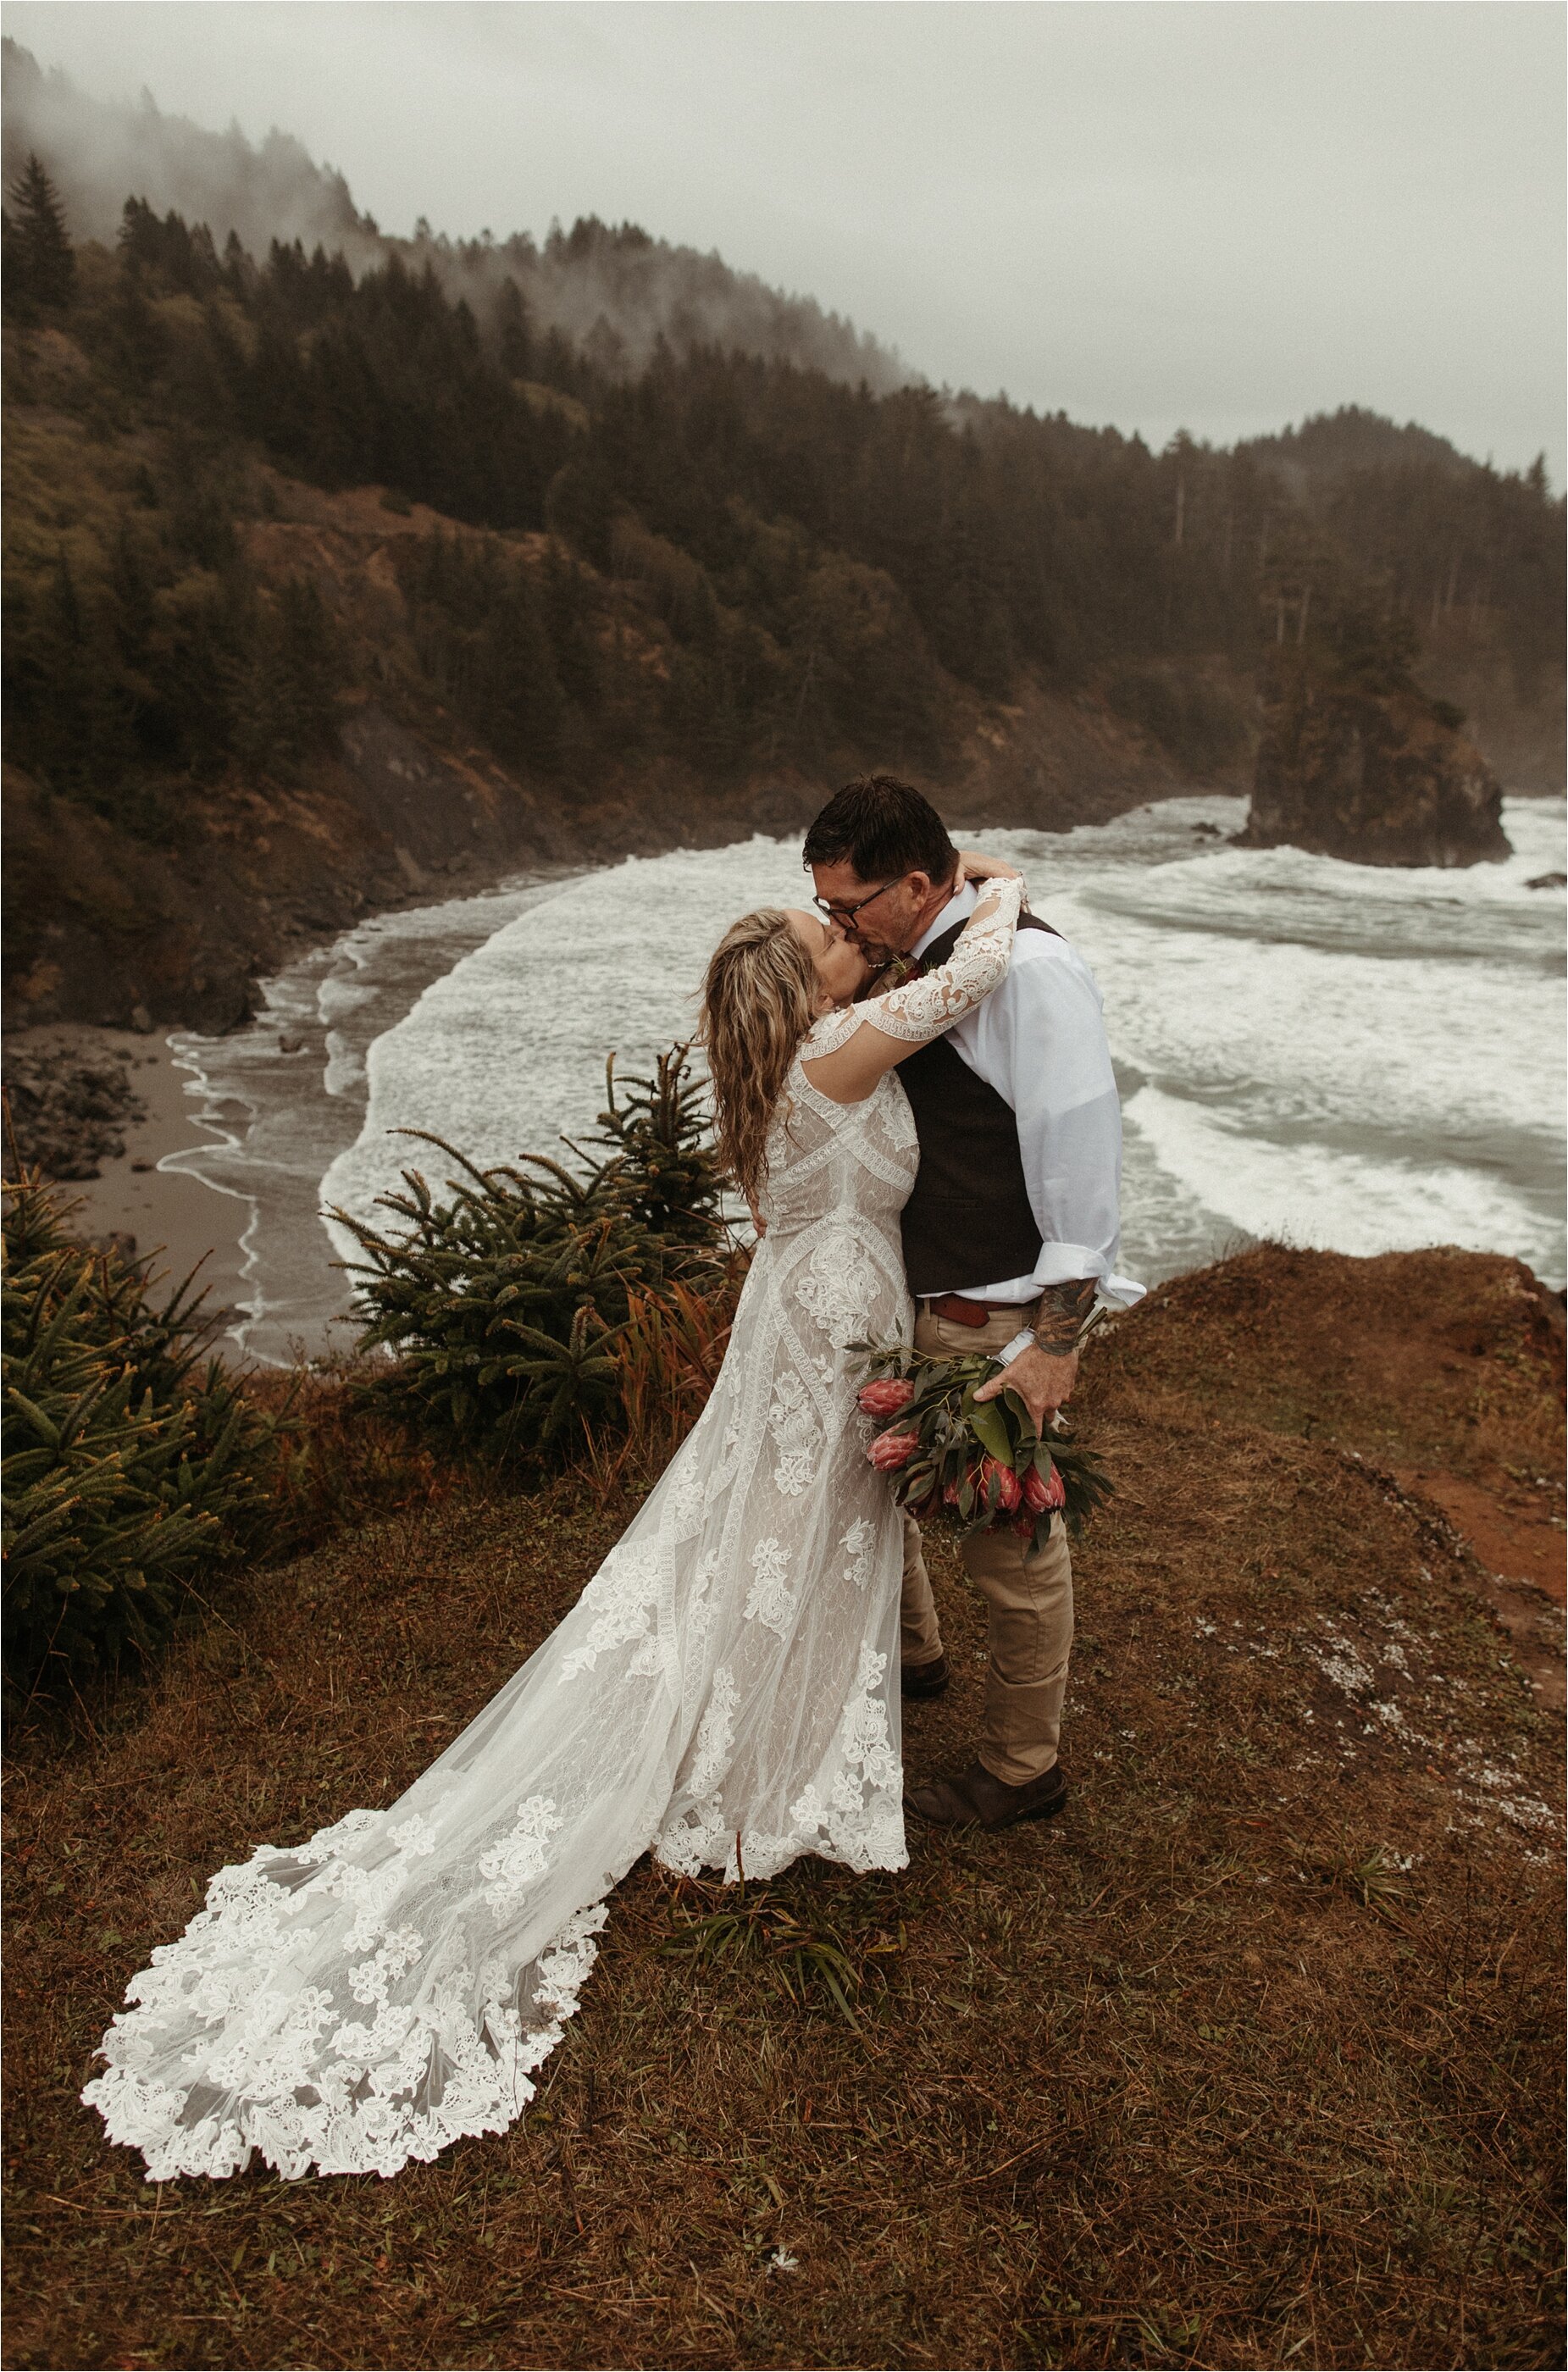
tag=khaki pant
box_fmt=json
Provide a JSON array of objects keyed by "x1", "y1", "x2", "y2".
[{"x1": 900, "y1": 1304, "x2": 1074, "y2": 1786}]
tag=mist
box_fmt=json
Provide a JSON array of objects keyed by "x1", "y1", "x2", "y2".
[{"x1": 1, "y1": 38, "x2": 911, "y2": 391}]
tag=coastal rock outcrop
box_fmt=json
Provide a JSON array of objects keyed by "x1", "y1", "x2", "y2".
[
  {"x1": 1240, "y1": 679, "x2": 1510, "y2": 868},
  {"x1": 1, "y1": 1041, "x2": 146, "y2": 1179}
]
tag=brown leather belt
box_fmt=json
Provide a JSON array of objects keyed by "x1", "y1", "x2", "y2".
[{"x1": 923, "y1": 1293, "x2": 1035, "y2": 1328}]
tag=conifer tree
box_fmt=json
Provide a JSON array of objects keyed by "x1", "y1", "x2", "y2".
[
  {"x1": 234, "y1": 576, "x2": 344, "y2": 779},
  {"x1": 4, "y1": 152, "x2": 75, "y2": 312},
  {"x1": 495, "y1": 276, "x2": 535, "y2": 380},
  {"x1": 0, "y1": 206, "x2": 24, "y2": 319}
]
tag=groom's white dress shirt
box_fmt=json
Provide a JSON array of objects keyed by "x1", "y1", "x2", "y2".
[{"x1": 910, "y1": 883, "x2": 1145, "y2": 1337}]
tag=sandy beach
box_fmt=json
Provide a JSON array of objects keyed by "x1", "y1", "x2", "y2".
[{"x1": 5, "y1": 1023, "x2": 254, "y2": 1332}]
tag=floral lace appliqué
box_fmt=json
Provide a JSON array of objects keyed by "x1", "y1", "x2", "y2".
[
  {"x1": 839, "y1": 1516, "x2": 878, "y2": 1591},
  {"x1": 743, "y1": 1538, "x2": 797, "y2": 1639},
  {"x1": 768, "y1": 1369, "x2": 823, "y2": 1495},
  {"x1": 795, "y1": 1228, "x2": 878, "y2": 1349},
  {"x1": 559, "y1": 1540, "x2": 663, "y2": 1680},
  {"x1": 478, "y1": 1797, "x2": 563, "y2": 1919},
  {"x1": 789, "y1": 1643, "x2": 906, "y2": 1873},
  {"x1": 864, "y1": 878, "x2": 1023, "y2": 1042},
  {"x1": 349, "y1": 1928, "x2": 424, "y2": 2006}
]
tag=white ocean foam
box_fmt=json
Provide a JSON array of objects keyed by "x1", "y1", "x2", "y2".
[
  {"x1": 1086, "y1": 908, "x2": 1563, "y2": 1142},
  {"x1": 166, "y1": 797, "x2": 1567, "y2": 1361},
  {"x1": 1126, "y1": 1084, "x2": 1558, "y2": 1270},
  {"x1": 1088, "y1": 795, "x2": 1567, "y2": 967},
  {"x1": 322, "y1": 1034, "x2": 367, "y2": 1097},
  {"x1": 319, "y1": 838, "x2": 812, "y2": 1262},
  {"x1": 320, "y1": 801, "x2": 1565, "y2": 1297}
]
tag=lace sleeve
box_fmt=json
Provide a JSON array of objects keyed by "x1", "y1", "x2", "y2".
[
  {"x1": 858, "y1": 877, "x2": 1024, "y2": 1045},
  {"x1": 799, "y1": 1006, "x2": 862, "y2": 1059}
]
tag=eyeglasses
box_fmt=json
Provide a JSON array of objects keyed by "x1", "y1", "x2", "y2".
[{"x1": 812, "y1": 876, "x2": 906, "y2": 928}]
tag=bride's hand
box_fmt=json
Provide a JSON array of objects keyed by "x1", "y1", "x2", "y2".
[{"x1": 954, "y1": 848, "x2": 1022, "y2": 889}]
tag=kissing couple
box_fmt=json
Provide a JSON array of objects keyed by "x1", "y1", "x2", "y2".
[{"x1": 86, "y1": 773, "x2": 1144, "y2": 2184}]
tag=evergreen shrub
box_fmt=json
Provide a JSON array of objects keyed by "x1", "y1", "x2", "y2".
[
  {"x1": 2, "y1": 1160, "x2": 285, "y2": 1690},
  {"x1": 334, "y1": 1045, "x2": 744, "y2": 1459}
]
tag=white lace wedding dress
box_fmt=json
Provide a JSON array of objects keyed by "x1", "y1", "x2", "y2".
[{"x1": 84, "y1": 882, "x2": 1023, "y2": 2181}]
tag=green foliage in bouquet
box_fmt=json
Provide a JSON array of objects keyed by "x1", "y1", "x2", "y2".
[
  {"x1": 333, "y1": 1045, "x2": 735, "y2": 1459},
  {"x1": 2, "y1": 1161, "x2": 285, "y2": 1690},
  {"x1": 855, "y1": 1340, "x2": 1114, "y2": 1550}
]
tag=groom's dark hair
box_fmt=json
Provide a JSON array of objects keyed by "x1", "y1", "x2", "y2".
[{"x1": 802, "y1": 774, "x2": 958, "y2": 887}]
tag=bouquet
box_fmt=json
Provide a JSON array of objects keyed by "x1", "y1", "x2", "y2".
[{"x1": 852, "y1": 1340, "x2": 1113, "y2": 1551}]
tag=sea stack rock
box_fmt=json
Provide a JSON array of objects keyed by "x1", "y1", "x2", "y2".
[{"x1": 1241, "y1": 679, "x2": 1510, "y2": 867}]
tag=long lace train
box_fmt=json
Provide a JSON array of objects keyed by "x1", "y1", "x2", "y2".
[{"x1": 83, "y1": 880, "x2": 1022, "y2": 2181}]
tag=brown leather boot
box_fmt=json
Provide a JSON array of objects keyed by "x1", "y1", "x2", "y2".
[
  {"x1": 906, "y1": 1758, "x2": 1067, "y2": 1831},
  {"x1": 900, "y1": 1651, "x2": 950, "y2": 1699}
]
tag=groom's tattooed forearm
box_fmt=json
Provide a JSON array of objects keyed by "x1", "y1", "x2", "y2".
[{"x1": 1032, "y1": 1277, "x2": 1097, "y2": 1355}]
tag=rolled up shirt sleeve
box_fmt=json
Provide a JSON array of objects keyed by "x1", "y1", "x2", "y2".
[{"x1": 958, "y1": 937, "x2": 1145, "y2": 1309}]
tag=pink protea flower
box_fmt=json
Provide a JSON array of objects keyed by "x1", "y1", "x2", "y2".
[
  {"x1": 980, "y1": 1455, "x2": 1022, "y2": 1513},
  {"x1": 868, "y1": 1429, "x2": 920, "y2": 1472},
  {"x1": 857, "y1": 1377, "x2": 917, "y2": 1419},
  {"x1": 1022, "y1": 1462, "x2": 1067, "y2": 1514}
]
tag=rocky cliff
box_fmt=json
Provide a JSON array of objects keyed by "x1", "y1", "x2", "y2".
[
  {"x1": 3, "y1": 472, "x2": 1224, "y2": 1037},
  {"x1": 1240, "y1": 675, "x2": 1511, "y2": 868},
  {"x1": 1, "y1": 679, "x2": 1199, "y2": 1039}
]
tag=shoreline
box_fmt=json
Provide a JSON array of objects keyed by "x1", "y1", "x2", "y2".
[
  {"x1": 6, "y1": 795, "x2": 1562, "y2": 1366},
  {"x1": 5, "y1": 1023, "x2": 255, "y2": 1329},
  {"x1": 4, "y1": 860, "x2": 577, "y2": 1366}
]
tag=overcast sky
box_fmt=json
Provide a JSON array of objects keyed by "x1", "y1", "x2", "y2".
[{"x1": 9, "y1": 0, "x2": 1565, "y2": 481}]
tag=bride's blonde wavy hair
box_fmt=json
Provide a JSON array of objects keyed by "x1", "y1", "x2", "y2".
[{"x1": 701, "y1": 909, "x2": 821, "y2": 1210}]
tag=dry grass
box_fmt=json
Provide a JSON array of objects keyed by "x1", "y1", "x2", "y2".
[
  {"x1": 583, "y1": 1270, "x2": 746, "y2": 1494},
  {"x1": 3, "y1": 1249, "x2": 1562, "y2": 2369}
]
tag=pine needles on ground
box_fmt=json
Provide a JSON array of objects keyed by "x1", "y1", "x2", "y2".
[
  {"x1": 4, "y1": 1246, "x2": 1561, "y2": 2368},
  {"x1": 660, "y1": 1868, "x2": 904, "y2": 2034}
]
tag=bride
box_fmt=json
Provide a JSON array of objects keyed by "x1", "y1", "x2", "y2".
[{"x1": 84, "y1": 856, "x2": 1027, "y2": 2181}]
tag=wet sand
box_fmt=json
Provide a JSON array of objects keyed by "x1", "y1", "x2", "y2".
[{"x1": 5, "y1": 1024, "x2": 253, "y2": 1328}]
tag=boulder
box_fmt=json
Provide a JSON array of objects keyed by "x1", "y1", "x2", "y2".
[{"x1": 1240, "y1": 679, "x2": 1510, "y2": 867}]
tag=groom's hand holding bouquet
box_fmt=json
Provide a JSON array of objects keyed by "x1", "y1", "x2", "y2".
[{"x1": 854, "y1": 1323, "x2": 1113, "y2": 1553}]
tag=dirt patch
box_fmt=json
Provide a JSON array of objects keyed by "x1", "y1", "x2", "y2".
[
  {"x1": 1392, "y1": 1469, "x2": 1565, "y2": 1604},
  {"x1": 1387, "y1": 1468, "x2": 1566, "y2": 1713},
  {"x1": 1105, "y1": 1246, "x2": 1567, "y2": 1720}
]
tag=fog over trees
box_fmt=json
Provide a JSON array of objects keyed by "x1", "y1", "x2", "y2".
[
  {"x1": 3, "y1": 82, "x2": 1562, "y2": 847},
  {"x1": 0, "y1": 40, "x2": 906, "y2": 393}
]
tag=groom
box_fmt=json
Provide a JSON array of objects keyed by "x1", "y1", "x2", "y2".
[{"x1": 804, "y1": 774, "x2": 1143, "y2": 1833}]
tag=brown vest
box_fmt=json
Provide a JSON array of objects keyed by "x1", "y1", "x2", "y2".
[{"x1": 897, "y1": 912, "x2": 1056, "y2": 1299}]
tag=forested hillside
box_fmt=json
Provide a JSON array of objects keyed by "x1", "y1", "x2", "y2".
[
  {"x1": 3, "y1": 144, "x2": 1562, "y2": 1028},
  {"x1": 0, "y1": 36, "x2": 906, "y2": 390}
]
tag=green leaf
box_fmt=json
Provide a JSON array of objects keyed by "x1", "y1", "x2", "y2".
[{"x1": 967, "y1": 1396, "x2": 1011, "y2": 1464}]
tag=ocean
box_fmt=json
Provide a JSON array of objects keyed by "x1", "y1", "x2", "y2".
[{"x1": 162, "y1": 795, "x2": 1566, "y2": 1367}]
